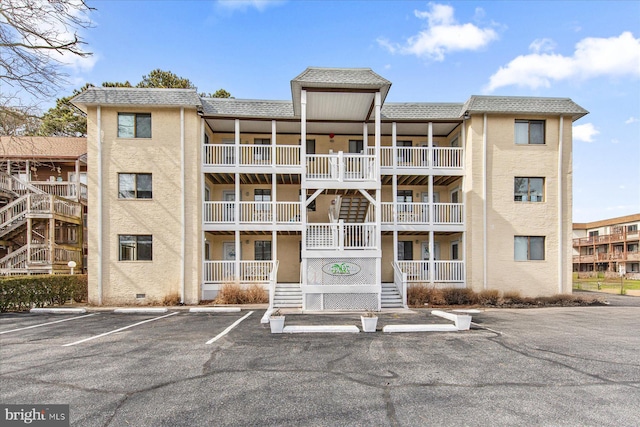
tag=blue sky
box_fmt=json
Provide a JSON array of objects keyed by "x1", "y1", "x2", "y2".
[{"x1": 60, "y1": 0, "x2": 639, "y2": 223}]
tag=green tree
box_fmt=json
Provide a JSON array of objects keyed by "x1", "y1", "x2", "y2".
[
  {"x1": 101, "y1": 81, "x2": 132, "y2": 88},
  {"x1": 136, "y1": 69, "x2": 194, "y2": 89},
  {"x1": 200, "y1": 89, "x2": 232, "y2": 98},
  {"x1": 37, "y1": 84, "x2": 94, "y2": 137}
]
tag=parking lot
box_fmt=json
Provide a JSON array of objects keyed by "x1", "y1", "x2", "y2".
[{"x1": 1, "y1": 295, "x2": 639, "y2": 427}]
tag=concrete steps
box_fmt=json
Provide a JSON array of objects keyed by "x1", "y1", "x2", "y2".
[
  {"x1": 273, "y1": 283, "x2": 302, "y2": 308},
  {"x1": 381, "y1": 282, "x2": 404, "y2": 308}
]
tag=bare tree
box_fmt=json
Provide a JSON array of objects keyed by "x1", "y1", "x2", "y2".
[{"x1": 0, "y1": 0, "x2": 94, "y2": 100}]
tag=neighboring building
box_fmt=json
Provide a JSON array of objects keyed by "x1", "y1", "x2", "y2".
[
  {"x1": 573, "y1": 214, "x2": 640, "y2": 279},
  {"x1": 71, "y1": 67, "x2": 588, "y2": 308},
  {"x1": 0, "y1": 136, "x2": 87, "y2": 275}
]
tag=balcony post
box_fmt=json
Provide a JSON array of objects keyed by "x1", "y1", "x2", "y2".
[
  {"x1": 338, "y1": 219, "x2": 344, "y2": 251},
  {"x1": 429, "y1": 230, "x2": 435, "y2": 285},
  {"x1": 338, "y1": 151, "x2": 344, "y2": 182},
  {"x1": 271, "y1": 120, "x2": 276, "y2": 168},
  {"x1": 234, "y1": 119, "x2": 240, "y2": 166},
  {"x1": 428, "y1": 121, "x2": 433, "y2": 168}
]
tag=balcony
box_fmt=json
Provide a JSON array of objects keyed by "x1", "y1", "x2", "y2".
[
  {"x1": 306, "y1": 222, "x2": 376, "y2": 250},
  {"x1": 204, "y1": 201, "x2": 301, "y2": 226},
  {"x1": 203, "y1": 144, "x2": 300, "y2": 168},
  {"x1": 305, "y1": 151, "x2": 379, "y2": 188},
  {"x1": 396, "y1": 260, "x2": 465, "y2": 283},
  {"x1": 381, "y1": 202, "x2": 464, "y2": 225},
  {"x1": 377, "y1": 146, "x2": 463, "y2": 171}
]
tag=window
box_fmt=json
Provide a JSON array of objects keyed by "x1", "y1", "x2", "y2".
[
  {"x1": 514, "y1": 177, "x2": 544, "y2": 202},
  {"x1": 254, "y1": 138, "x2": 271, "y2": 162},
  {"x1": 514, "y1": 236, "x2": 545, "y2": 261},
  {"x1": 118, "y1": 113, "x2": 151, "y2": 138},
  {"x1": 255, "y1": 241, "x2": 272, "y2": 261},
  {"x1": 204, "y1": 134, "x2": 210, "y2": 145},
  {"x1": 118, "y1": 173, "x2": 152, "y2": 199},
  {"x1": 349, "y1": 139, "x2": 364, "y2": 154},
  {"x1": 515, "y1": 120, "x2": 545, "y2": 145},
  {"x1": 398, "y1": 241, "x2": 413, "y2": 261},
  {"x1": 306, "y1": 139, "x2": 316, "y2": 155},
  {"x1": 254, "y1": 189, "x2": 271, "y2": 219},
  {"x1": 397, "y1": 190, "x2": 413, "y2": 214},
  {"x1": 589, "y1": 230, "x2": 599, "y2": 238},
  {"x1": 627, "y1": 224, "x2": 638, "y2": 233},
  {"x1": 119, "y1": 235, "x2": 152, "y2": 261},
  {"x1": 451, "y1": 241, "x2": 460, "y2": 260}
]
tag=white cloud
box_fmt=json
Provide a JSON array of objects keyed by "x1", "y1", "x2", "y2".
[
  {"x1": 486, "y1": 32, "x2": 640, "y2": 92},
  {"x1": 529, "y1": 38, "x2": 556, "y2": 54},
  {"x1": 377, "y1": 3, "x2": 499, "y2": 61},
  {"x1": 216, "y1": 0, "x2": 285, "y2": 12},
  {"x1": 573, "y1": 123, "x2": 599, "y2": 143},
  {"x1": 625, "y1": 116, "x2": 639, "y2": 124}
]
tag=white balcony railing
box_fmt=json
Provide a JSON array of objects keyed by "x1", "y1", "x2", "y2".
[
  {"x1": 203, "y1": 260, "x2": 276, "y2": 283},
  {"x1": 203, "y1": 144, "x2": 300, "y2": 167},
  {"x1": 396, "y1": 260, "x2": 465, "y2": 283},
  {"x1": 306, "y1": 153, "x2": 376, "y2": 181},
  {"x1": 306, "y1": 222, "x2": 376, "y2": 250},
  {"x1": 378, "y1": 147, "x2": 463, "y2": 169},
  {"x1": 381, "y1": 202, "x2": 463, "y2": 225},
  {"x1": 204, "y1": 201, "x2": 301, "y2": 224}
]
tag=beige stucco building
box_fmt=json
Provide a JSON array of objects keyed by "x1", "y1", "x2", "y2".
[{"x1": 72, "y1": 67, "x2": 588, "y2": 308}]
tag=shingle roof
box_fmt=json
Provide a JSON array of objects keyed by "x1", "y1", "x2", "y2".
[
  {"x1": 291, "y1": 67, "x2": 392, "y2": 87},
  {"x1": 0, "y1": 137, "x2": 87, "y2": 160},
  {"x1": 462, "y1": 96, "x2": 588, "y2": 120},
  {"x1": 381, "y1": 103, "x2": 464, "y2": 120},
  {"x1": 201, "y1": 98, "x2": 294, "y2": 118},
  {"x1": 291, "y1": 67, "x2": 392, "y2": 117},
  {"x1": 71, "y1": 87, "x2": 201, "y2": 112}
]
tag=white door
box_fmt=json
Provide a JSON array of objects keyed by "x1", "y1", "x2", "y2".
[
  {"x1": 223, "y1": 191, "x2": 235, "y2": 222},
  {"x1": 223, "y1": 242, "x2": 237, "y2": 279}
]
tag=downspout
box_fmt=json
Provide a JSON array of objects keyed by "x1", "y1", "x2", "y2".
[
  {"x1": 558, "y1": 115, "x2": 564, "y2": 294},
  {"x1": 180, "y1": 107, "x2": 185, "y2": 304},
  {"x1": 483, "y1": 113, "x2": 488, "y2": 290},
  {"x1": 97, "y1": 105, "x2": 103, "y2": 305}
]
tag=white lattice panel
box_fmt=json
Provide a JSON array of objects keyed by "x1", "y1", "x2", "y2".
[
  {"x1": 307, "y1": 258, "x2": 376, "y2": 286},
  {"x1": 324, "y1": 293, "x2": 378, "y2": 310},
  {"x1": 305, "y1": 293, "x2": 322, "y2": 311}
]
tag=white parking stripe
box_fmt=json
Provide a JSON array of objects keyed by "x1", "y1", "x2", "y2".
[
  {"x1": 62, "y1": 312, "x2": 178, "y2": 347},
  {"x1": 0, "y1": 313, "x2": 97, "y2": 335},
  {"x1": 206, "y1": 311, "x2": 253, "y2": 345}
]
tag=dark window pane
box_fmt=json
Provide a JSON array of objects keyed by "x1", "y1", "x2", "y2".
[
  {"x1": 137, "y1": 174, "x2": 152, "y2": 199},
  {"x1": 529, "y1": 121, "x2": 544, "y2": 144},
  {"x1": 136, "y1": 114, "x2": 152, "y2": 138},
  {"x1": 530, "y1": 237, "x2": 545, "y2": 260},
  {"x1": 137, "y1": 235, "x2": 153, "y2": 260}
]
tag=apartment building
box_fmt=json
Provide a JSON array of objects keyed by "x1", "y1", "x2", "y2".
[
  {"x1": 573, "y1": 214, "x2": 640, "y2": 279},
  {"x1": 0, "y1": 137, "x2": 87, "y2": 275},
  {"x1": 71, "y1": 67, "x2": 587, "y2": 308}
]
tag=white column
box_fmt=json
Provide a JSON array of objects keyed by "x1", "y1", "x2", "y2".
[
  {"x1": 375, "y1": 92, "x2": 382, "y2": 292},
  {"x1": 271, "y1": 120, "x2": 277, "y2": 167},
  {"x1": 235, "y1": 172, "x2": 240, "y2": 280},
  {"x1": 180, "y1": 107, "x2": 185, "y2": 304},
  {"x1": 428, "y1": 174, "x2": 434, "y2": 225},
  {"x1": 272, "y1": 172, "x2": 276, "y2": 225},
  {"x1": 363, "y1": 122, "x2": 368, "y2": 154},
  {"x1": 235, "y1": 119, "x2": 240, "y2": 166},
  {"x1": 300, "y1": 90, "x2": 307, "y2": 294},
  {"x1": 74, "y1": 159, "x2": 80, "y2": 199},
  {"x1": 201, "y1": 118, "x2": 206, "y2": 301},
  {"x1": 429, "y1": 230, "x2": 435, "y2": 286},
  {"x1": 428, "y1": 122, "x2": 433, "y2": 168}
]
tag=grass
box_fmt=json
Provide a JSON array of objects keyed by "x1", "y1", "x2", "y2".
[{"x1": 573, "y1": 277, "x2": 640, "y2": 292}]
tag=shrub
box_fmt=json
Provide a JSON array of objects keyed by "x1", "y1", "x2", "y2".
[
  {"x1": 477, "y1": 289, "x2": 500, "y2": 305},
  {"x1": 407, "y1": 284, "x2": 446, "y2": 306},
  {"x1": 214, "y1": 283, "x2": 268, "y2": 304},
  {"x1": 441, "y1": 288, "x2": 477, "y2": 305},
  {"x1": 163, "y1": 293, "x2": 181, "y2": 306},
  {"x1": 0, "y1": 274, "x2": 88, "y2": 312}
]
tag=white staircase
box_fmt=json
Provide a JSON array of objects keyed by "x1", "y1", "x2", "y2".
[
  {"x1": 273, "y1": 283, "x2": 302, "y2": 308},
  {"x1": 381, "y1": 282, "x2": 404, "y2": 308}
]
